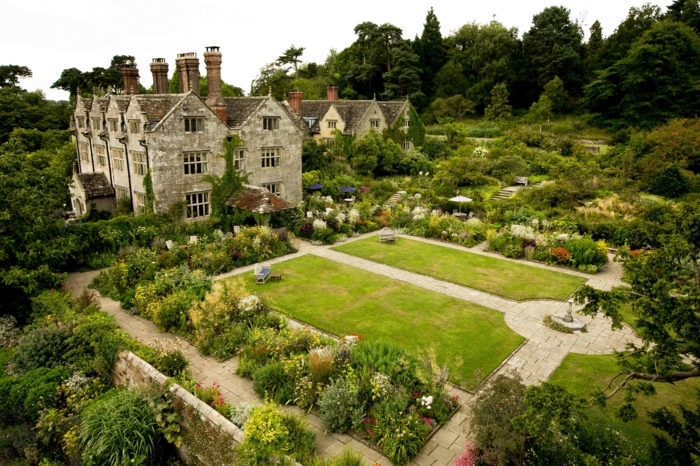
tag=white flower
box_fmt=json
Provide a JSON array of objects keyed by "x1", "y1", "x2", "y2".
[
  {"x1": 510, "y1": 224, "x2": 536, "y2": 240},
  {"x1": 313, "y1": 219, "x2": 327, "y2": 230},
  {"x1": 419, "y1": 171, "x2": 423, "y2": 176},
  {"x1": 336, "y1": 212, "x2": 347, "y2": 223},
  {"x1": 531, "y1": 218, "x2": 540, "y2": 227},
  {"x1": 425, "y1": 172, "x2": 430, "y2": 176},
  {"x1": 473, "y1": 146, "x2": 489, "y2": 157},
  {"x1": 420, "y1": 395, "x2": 433, "y2": 410},
  {"x1": 348, "y1": 209, "x2": 360, "y2": 223},
  {"x1": 413, "y1": 213, "x2": 425, "y2": 221},
  {"x1": 557, "y1": 233, "x2": 569, "y2": 242},
  {"x1": 414, "y1": 193, "x2": 422, "y2": 199},
  {"x1": 240, "y1": 294, "x2": 260, "y2": 312}
]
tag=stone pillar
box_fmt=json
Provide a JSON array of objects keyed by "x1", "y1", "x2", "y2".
[
  {"x1": 150, "y1": 58, "x2": 169, "y2": 94},
  {"x1": 122, "y1": 64, "x2": 140, "y2": 95},
  {"x1": 203, "y1": 46, "x2": 226, "y2": 121},
  {"x1": 176, "y1": 53, "x2": 200, "y2": 95},
  {"x1": 289, "y1": 90, "x2": 303, "y2": 116},
  {"x1": 327, "y1": 85, "x2": 339, "y2": 101}
]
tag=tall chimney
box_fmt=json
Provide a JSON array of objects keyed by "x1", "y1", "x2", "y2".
[
  {"x1": 150, "y1": 58, "x2": 169, "y2": 94},
  {"x1": 203, "y1": 46, "x2": 226, "y2": 121},
  {"x1": 289, "y1": 90, "x2": 303, "y2": 116},
  {"x1": 175, "y1": 53, "x2": 200, "y2": 95},
  {"x1": 122, "y1": 64, "x2": 140, "y2": 95},
  {"x1": 327, "y1": 85, "x2": 339, "y2": 101}
]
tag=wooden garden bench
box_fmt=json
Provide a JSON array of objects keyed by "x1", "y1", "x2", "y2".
[
  {"x1": 377, "y1": 227, "x2": 397, "y2": 243},
  {"x1": 254, "y1": 263, "x2": 271, "y2": 284},
  {"x1": 515, "y1": 176, "x2": 529, "y2": 186}
]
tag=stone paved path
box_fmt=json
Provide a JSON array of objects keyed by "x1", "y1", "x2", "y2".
[{"x1": 64, "y1": 233, "x2": 636, "y2": 465}]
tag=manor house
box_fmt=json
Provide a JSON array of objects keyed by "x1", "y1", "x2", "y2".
[{"x1": 70, "y1": 47, "x2": 416, "y2": 219}]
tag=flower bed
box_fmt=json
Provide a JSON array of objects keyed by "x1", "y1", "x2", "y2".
[
  {"x1": 487, "y1": 220, "x2": 608, "y2": 273},
  {"x1": 92, "y1": 225, "x2": 295, "y2": 336},
  {"x1": 233, "y1": 322, "x2": 459, "y2": 466}
]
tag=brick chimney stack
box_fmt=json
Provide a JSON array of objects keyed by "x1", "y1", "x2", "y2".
[
  {"x1": 203, "y1": 46, "x2": 226, "y2": 122},
  {"x1": 289, "y1": 90, "x2": 303, "y2": 116},
  {"x1": 175, "y1": 53, "x2": 200, "y2": 95},
  {"x1": 327, "y1": 85, "x2": 339, "y2": 101},
  {"x1": 122, "y1": 63, "x2": 140, "y2": 95},
  {"x1": 150, "y1": 58, "x2": 169, "y2": 94}
]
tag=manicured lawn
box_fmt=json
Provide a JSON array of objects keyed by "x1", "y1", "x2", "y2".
[
  {"x1": 229, "y1": 255, "x2": 525, "y2": 389},
  {"x1": 618, "y1": 302, "x2": 641, "y2": 334},
  {"x1": 549, "y1": 353, "x2": 700, "y2": 445},
  {"x1": 332, "y1": 237, "x2": 586, "y2": 301}
]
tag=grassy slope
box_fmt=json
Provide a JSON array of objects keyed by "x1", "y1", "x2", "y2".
[
  {"x1": 549, "y1": 353, "x2": 700, "y2": 445},
  {"x1": 230, "y1": 255, "x2": 524, "y2": 389},
  {"x1": 332, "y1": 237, "x2": 586, "y2": 301}
]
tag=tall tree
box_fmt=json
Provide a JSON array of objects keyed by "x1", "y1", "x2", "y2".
[
  {"x1": 666, "y1": 0, "x2": 700, "y2": 32},
  {"x1": 584, "y1": 20, "x2": 700, "y2": 128},
  {"x1": 598, "y1": 4, "x2": 662, "y2": 69},
  {"x1": 419, "y1": 8, "x2": 446, "y2": 100},
  {"x1": 277, "y1": 45, "x2": 305, "y2": 80},
  {"x1": 585, "y1": 20, "x2": 605, "y2": 73},
  {"x1": 444, "y1": 21, "x2": 520, "y2": 110},
  {"x1": 523, "y1": 6, "x2": 584, "y2": 96},
  {"x1": 381, "y1": 41, "x2": 424, "y2": 104},
  {"x1": 52, "y1": 55, "x2": 137, "y2": 97},
  {"x1": 484, "y1": 83, "x2": 512, "y2": 121},
  {"x1": 0, "y1": 65, "x2": 32, "y2": 88}
]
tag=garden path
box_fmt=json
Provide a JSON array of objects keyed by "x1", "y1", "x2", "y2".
[
  {"x1": 65, "y1": 270, "x2": 471, "y2": 466},
  {"x1": 63, "y1": 235, "x2": 635, "y2": 465}
]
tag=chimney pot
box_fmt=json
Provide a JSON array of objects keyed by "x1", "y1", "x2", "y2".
[
  {"x1": 150, "y1": 58, "x2": 169, "y2": 94},
  {"x1": 175, "y1": 53, "x2": 200, "y2": 95},
  {"x1": 327, "y1": 85, "x2": 339, "y2": 101},
  {"x1": 204, "y1": 47, "x2": 226, "y2": 122},
  {"x1": 122, "y1": 64, "x2": 140, "y2": 95},
  {"x1": 289, "y1": 90, "x2": 303, "y2": 116}
]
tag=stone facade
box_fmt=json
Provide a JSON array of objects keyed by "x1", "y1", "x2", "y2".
[
  {"x1": 70, "y1": 48, "x2": 305, "y2": 219},
  {"x1": 294, "y1": 88, "x2": 415, "y2": 150}
]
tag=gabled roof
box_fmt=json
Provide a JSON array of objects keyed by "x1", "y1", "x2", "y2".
[
  {"x1": 114, "y1": 96, "x2": 131, "y2": 112},
  {"x1": 83, "y1": 99, "x2": 93, "y2": 112},
  {"x1": 134, "y1": 95, "x2": 186, "y2": 125},
  {"x1": 97, "y1": 97, "x2": 109, "y2": 112},
  {"x1": 378, "y1": 101, "x2": 408, "y2": 125},
  {"x1": 76, "y1": 172, "x2": 114, "y2": 199},
  {"x1": 224, "y1": 97, "x2": 266, "y2": 127},
  {"x1": 299, "y1": 100, "x2": 374, "y2": 134}
]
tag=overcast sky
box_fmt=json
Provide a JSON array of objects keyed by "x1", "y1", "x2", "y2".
[{"x1": 4, "y1": 0, "x2": 668, "y2": 101}]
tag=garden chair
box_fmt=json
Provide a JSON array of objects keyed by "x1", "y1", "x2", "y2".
[
  {"x1": 254, "y1": 263, "x2": 272, "y2": 284},
  {"x1": 344, "y1": 196, "x2": 356, "y2": 204}
]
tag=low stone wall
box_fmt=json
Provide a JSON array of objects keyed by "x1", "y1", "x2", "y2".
[{"x1": 113, "y1": 351, "x2": 244, "y2": 465}]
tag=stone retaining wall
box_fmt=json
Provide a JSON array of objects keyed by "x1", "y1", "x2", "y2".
[{"x1": 113, "y1": 351, "x2": 244, "y2": 465}]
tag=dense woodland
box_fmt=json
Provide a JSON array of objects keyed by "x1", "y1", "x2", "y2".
[{"x1": 1, "y1": 1, "x2": 700, "y2": 465}]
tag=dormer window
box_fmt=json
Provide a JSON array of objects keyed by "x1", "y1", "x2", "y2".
[
  {"x1": 108, "y1": 119, "x2": 119, "y2": 132},
  {"x1": 327, "y1": 120, "x2": 337, "y2": 129},
  {"x1": 76, "y1": 116, "x2": 85, "y2": 128},
  {"x1": 263, "y1": 117, "x2": 279, "y2": 131},
  {"x1": 403, "y1": 118, "x2": 410, "y2": 127},
  {"x1": 370, "y1": 119, "x2": 380, "y2": 128},
  {"x1": 128, "y1": 120, "x2": 141, "y2": 134},
  {"x1": 184, "y1": 117, "x2": 204, "y2": 133},
  {"x1": 91, "y1": 117, "x2": 102, "y2": 130}
]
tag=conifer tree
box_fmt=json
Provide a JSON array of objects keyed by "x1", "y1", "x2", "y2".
[
  {"x1": 419, "y1": 8, "x2": 446, "y2": 100},
  {"x1": 484, "y1": 83, "x2": 512, "y2": 121}
]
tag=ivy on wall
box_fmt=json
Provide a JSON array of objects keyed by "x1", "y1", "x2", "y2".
[
  {"x1": 381, "y1": 103, "x2": 426, "y2": 148},
  {"x1": 143, "y1": 169, "x2": 154, "y2": 214},
  {"x1": 203, "y1": 135, "x2": 248, "y2": 231}
]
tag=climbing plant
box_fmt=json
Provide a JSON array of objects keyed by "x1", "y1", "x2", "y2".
[
  {"x1": 382, "y1": 104, "x2": 425, "y2": 148},
  {"x1": 143, "y1": 169, "x2": 154, "y2": 214},
  {"x1": 203, "y1": 135, "x2": 248, "y2": 231}
]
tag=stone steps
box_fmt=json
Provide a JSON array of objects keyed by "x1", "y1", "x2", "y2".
[{"x1": 386, "y1": 190, "x2": 406, "y2": 207}]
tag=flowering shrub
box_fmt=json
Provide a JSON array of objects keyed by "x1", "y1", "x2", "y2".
[
  {"x1": 195, "y1": 381, "x2": 230, "y2": 416},
  {"x1": 454, "y1": 441, "x2": 481, "y2": 466},
  {"x1": 550, "y1": 247, "x2": 572, "y2": 263}
]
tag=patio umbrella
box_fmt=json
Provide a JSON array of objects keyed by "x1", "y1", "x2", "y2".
[
  {"x1": 339, "y1": 186, "x2": 357, "y2": 193},
  {"x1": 308, "y1": 183, "x2": 324, "y2": 191},
  {"x1": 448, "y1": 195, "x2": 473, "y2": 213}
]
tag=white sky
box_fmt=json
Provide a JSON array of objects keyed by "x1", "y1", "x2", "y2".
[{"x1": 3, "y1": 0, "x2": 668, "y2": 101}]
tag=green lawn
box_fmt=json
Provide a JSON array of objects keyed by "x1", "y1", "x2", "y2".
[
  {"x1": 549, "y1": 353, "x2": 700, "y2": 445},
  {"x1": 332, "y1": 237, "x2": 586, "y2": 301},
  {"x1": 230, "y1": 255, "x2": 525, "y2": 389}
]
